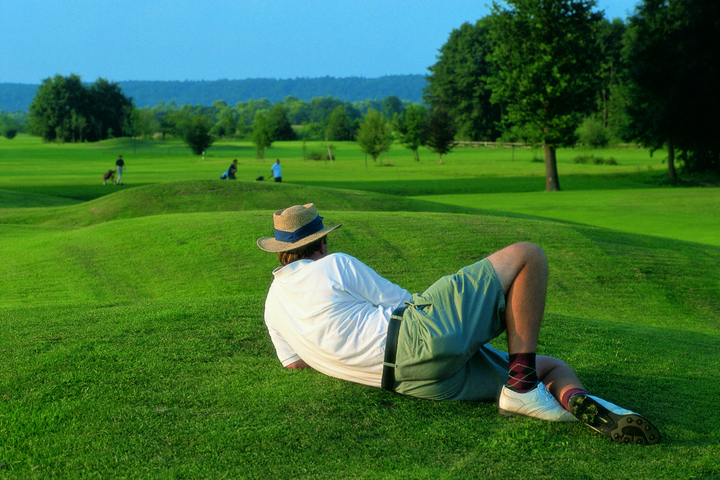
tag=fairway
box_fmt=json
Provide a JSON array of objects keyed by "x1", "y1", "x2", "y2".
[
  {"x1": 415, "y1": 187, "x2": 720, "y2": 247},
  {"x1": 1, "y1": 136, "x2": 719, "y2": 478}
]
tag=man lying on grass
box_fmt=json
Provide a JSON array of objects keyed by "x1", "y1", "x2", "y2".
[{"x1": 257, "y1": 203, "x2": 661, "y2": 445}]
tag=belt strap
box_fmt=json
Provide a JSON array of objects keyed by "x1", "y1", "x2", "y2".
[{"x1": 381, "y1": 305, "x2": 407, "y2": 391}]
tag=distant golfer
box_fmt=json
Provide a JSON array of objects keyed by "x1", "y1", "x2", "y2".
[
  {"x1": 115, "y1": 155, "x2": 125, "y2": 185},
  {"x1": 271, "y1": 159, "x2": 282, "y2": 182},
  {"x1": 228, "y1": 159, "x2": 238, "y2": 180},
  {"x1": 257, "y1": 203, "x2": 661, "y2": 445}
]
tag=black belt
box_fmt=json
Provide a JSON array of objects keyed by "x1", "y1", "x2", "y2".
[{"x1": 381, "y1": 305, "x2": 407, "y2": 391}]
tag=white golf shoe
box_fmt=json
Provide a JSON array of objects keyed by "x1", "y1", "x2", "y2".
[
  {"x1": 569, "y1": 393, "x2": 661, "y2": 445},
  {"x1": 498, "y1": 382, "x2": 578, "y2": 422}
]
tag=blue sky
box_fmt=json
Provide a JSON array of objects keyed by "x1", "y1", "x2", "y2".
[{"x1": 2, "y1": 0, "x2": 638, "y2": 85}]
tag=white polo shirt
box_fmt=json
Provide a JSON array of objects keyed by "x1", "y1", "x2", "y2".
[
  {"x1": 271, "y1": 162, "x2": 282, "y2": 178},
  {"x1": 263, "y1": 252, "x2": 411, "y2": 387}
]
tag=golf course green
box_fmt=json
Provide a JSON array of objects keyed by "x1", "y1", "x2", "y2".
[{"x1": 1, "y1": 135, "x2": 718, "y2": 478}]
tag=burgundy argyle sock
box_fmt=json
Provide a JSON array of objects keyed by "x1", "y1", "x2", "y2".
[{"x1": 506, "y1": 352, "x2": 539, "y2": 393}]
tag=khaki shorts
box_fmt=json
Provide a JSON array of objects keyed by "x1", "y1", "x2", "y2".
[{"x1": 393, "y1": 258, "x2": 509, "y2": 401}]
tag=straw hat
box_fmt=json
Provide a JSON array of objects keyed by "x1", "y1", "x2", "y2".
[{"x1": 256, "y1": 203, "x2": 342, "y2": 253}]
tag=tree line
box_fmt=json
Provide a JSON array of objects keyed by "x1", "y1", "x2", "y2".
[
  {"x1": 0, "y1": 76, "x2": 426, "y2": 113},
  {"x1": 120, "y1": 76, "x2": 426, "y2": 107},
  {"x1": 15, "y1": 0, "x2": 719, "y2": 189},
  {"x1": 425, "y1": 0, "x2": 719, "y2": 187}
]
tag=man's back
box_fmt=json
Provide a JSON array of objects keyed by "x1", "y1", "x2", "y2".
[{"x1": 264, "y1": 252, "x2": 410, "y2": 385}]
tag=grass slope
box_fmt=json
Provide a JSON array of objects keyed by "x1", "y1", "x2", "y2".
[
  {"x1": 1, "y1": 186, "x2": 719, "y2": 478},
  {"x1": 0, "y1": 180, "x2": 487, "y2": 227},
  {"x1": 416, "y1": 187, "x2": 720, "y2": 247},
  {"x1": 0, "y1": 189, "x2": 81, "y2": 208}
]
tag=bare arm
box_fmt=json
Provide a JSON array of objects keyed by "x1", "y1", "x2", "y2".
[{"x1": 286, "y1": 359, "x2": 310, "y2": 370}]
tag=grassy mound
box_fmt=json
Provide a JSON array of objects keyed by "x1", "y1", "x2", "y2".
[
  {"x1": 2, "y1": 209, "x2": 717, "y2": 330},
  {"x1": 4, "y1": 295, "x2": 717, "y2": 478},
  {"x1": 0, "y1": 180, "x2": 489, "y2": 227},
  {"x1": 1, "y1": 182, "x2": 719, "y2": 477}
]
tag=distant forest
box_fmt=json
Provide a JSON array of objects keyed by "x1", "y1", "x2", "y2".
[{"x1": 0, "y1": 75, "x2": 427, "y2": 112}]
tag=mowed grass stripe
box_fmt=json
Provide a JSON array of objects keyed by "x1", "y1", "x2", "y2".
[
  {"x1": 415, "y1": 187, "x2": 720, "y2": 247},
  {"x1": 1, "y1": 209, "x2": 717, "y2": 335}
]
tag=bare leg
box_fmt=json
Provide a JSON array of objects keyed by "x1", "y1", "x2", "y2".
[
  {"x1": 488, "y1": 243, "x2": 585, "y2": 401},
  {"x1": 489, "y1": 245, "x2": 661, "y2": 440},
  {"x1": 487, "y1": 242, "x2": 548, "y2": 354},
  {"x1": 537, "y1": 355, "x2": 585, "y2": 401}
]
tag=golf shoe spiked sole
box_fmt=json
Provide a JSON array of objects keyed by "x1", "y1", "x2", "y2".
[{"x1": 569, "y1": 394, "x2": 661, "y2": 445}]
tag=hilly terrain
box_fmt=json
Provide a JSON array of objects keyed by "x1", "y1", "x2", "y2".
[
  {"x1": 0, "y1": 75, "x2": 427, "y2": 112},
  {"x1": 1, "y1": 137, "x2": 718, "y2": 478}
]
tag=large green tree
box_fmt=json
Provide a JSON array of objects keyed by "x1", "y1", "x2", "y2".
[
  {"x1": 87, "y1": 78, "x2": 134, "y2": 141},
  {"x1": 623, "y1": 0, "x2": 720, "y2": 177},
  {"x1": 28, "y1": 75, "x2": 134, "y2": 143},
  {"x1": 28, "y1": 74, "x2": 87, "y2": 142},
  {"x1": 356, "y1": 109, "x2": 393, "y2": 166},
  {"x1": 487, "y1": 0, "x2": 602, "y2": 191},
  {"x1": 425, "y1": 19, "x2": 502, "y2": 141}
]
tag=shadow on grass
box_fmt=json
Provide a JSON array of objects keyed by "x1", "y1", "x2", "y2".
[
  {"x1": 542, "y1": 313, "x2": 720, "y2": 448},
  {"x1": 296, "y1": 171, "x2": 667, "y2": 196},
  {"x1": 206, "y1": 144, "x2": 255, "y2": 153},
  {"x1": 6, "y1": 184, "x2": 153, "y2": 202}
]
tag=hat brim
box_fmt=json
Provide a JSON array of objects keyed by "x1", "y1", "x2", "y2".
[{"x1": 256, "y1": 224, "x2": 342, "y2": 253}]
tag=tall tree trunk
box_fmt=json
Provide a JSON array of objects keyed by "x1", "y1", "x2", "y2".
[
  {"x1": 667, "y1": 139, "x2": 677, "y2": 182},
  {"x1": 544, "y1": 143, "x2": 561, "y2": 191},
  {"x1": 413, "y1": 149, "x2": 419, "y2": 162}
]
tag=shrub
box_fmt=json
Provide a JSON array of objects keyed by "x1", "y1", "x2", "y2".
[
  {"x1": 576, "y1": 117, "x2": 609, "y2": 148},
  {"x1": 306, "y1": 151, "x2": 336, "y2": 161},
  {"x1": 572, "y1": 155, "x2": 618, "y2": 165}
]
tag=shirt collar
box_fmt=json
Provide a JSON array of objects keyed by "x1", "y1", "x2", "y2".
[{"x1": 273, "y1": 259, "x2": 314, "y2": 279}]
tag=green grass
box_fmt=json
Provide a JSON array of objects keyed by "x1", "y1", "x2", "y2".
[
  {"x1": 1, "y1": 134, "x2": 666, "y2": 200},
  {"x1": 415, "y1": 187, "x2": 720, "y2": 247},
  {"x1": 0, "y1": 189, "x2": 80, "y2": 208},
  {"x1": 1, "y1": 136, "x2": 719, "y2": 478}
]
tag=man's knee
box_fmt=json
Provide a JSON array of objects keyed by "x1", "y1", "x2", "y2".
[
  {"x1": 519, "y1": 242, "x2": 548, "y2": 271},
  {"x1": 487, "y1": 242, "x2": 548, "y2": 293}
]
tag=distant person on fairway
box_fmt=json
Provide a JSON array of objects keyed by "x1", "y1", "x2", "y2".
[
  {"x1": 115, "y1": 155, "x2": 125, "y2": 185},
  {"x1": 271, "y1": 159, "x2": 282, "y2": 182},
  {"x1": 228, "y1": 159, "x2": 238, "y2": 180},
  {"x1": 257, "y1": 203, "x2": 661, "y2": 445}
]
